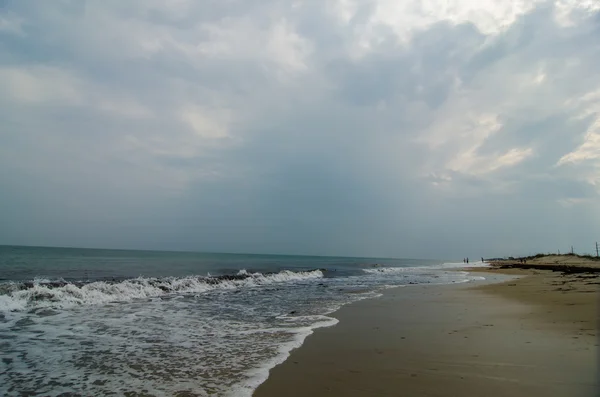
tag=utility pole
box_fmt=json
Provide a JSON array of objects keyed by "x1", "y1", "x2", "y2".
[
  {"x1": 596, "y1": 242, "x2": 599, "y2": 257},
  {"x1": 571, "y1": 246, "x2": 574, "y2": 255}
]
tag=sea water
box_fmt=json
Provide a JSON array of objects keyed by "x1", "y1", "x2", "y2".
[{"x1": 0, "y1": 246, "x2": 486, "y2": 396}]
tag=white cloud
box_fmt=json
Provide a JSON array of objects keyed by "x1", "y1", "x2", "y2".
[
  {"x1": 558, "y1": 123, "x2": 600, "y2": 165},
  {"x1": 422, "y1": 111, "x2": 502, "y2": 149},
  {"x1": 0, "y1": 67, "x2": 83, "y2": 105},
  {"x1": 0, "y1": 66, "x2": 154, "y2": 120},
  {"x1": 448, "y1": 144, "x2": 534, "y2": 176},
  {"x1": 96, "y1": 99, "x2": 152, "y2": 119},
  {"x1": 490, "y1": 147, "x2": 534, "y2": 170},
  {"x1": 0, "y1": 12, "x2": 24, "y2": 35},
  {"x1": 379, "y1": 0, "x2": 543, "y2": 35},
  {"x1": 557, "y1": 197, "x2": 595, "y2": 207},
  {"x1": 265, "y1": 20, "x2": 312, "y2": 73},
  {"x1": 329, "y1": 0, "x2": 359, "y2": 25},
  {"x1": 557, "y1": 87, "x2": 600, "y2": 187},
  {"x1": 554, "y1": 0, "x2": 600, "y2": 26},
  {"x1": 180, "y1": 106, "x2": 230, "y2": 140},
  {"x1": 195, "y1": 16, "x2": 312, "y2": 78},
  {"x1": 342, "y1": 0, "x2": 547, "y2": 57}
]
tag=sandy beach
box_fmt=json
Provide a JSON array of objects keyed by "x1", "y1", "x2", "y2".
[{"x1": 254, "y1": 256, "x2": 599, "y2": 397}]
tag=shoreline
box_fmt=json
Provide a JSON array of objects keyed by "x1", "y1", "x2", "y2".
[{"x1": 253, "y1": 257, "x2": 599, "y2": 397}]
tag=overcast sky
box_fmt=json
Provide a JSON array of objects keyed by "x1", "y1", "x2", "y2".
[{"x1": 1, "y1": 1, "x2": 599, "y2": 259}]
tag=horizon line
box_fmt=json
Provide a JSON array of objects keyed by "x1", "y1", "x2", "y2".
[{"x1": 0, "y1": 243, "x2": 436, "y2": 262}]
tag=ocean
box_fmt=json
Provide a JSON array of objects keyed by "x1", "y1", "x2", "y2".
[{"x1": 0, "y1": 245, "x2": 485, "y2": 396}]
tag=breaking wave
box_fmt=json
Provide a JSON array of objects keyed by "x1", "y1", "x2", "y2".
[{"x1": 0, "y1": 269, "x2": 324, "y2": 312}]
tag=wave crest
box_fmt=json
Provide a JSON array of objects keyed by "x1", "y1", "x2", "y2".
[{"x1": 0, "y1": 269, "x2": 324, "y2": 312}]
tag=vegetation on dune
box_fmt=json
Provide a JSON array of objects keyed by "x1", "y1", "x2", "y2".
[{"x1": 522, "y1": 253, "x2": 600, "y2": 261}]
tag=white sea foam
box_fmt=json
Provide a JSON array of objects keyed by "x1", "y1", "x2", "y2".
[
  {"x1": 362, "y1": 263, "x2": 489, "y2": 288},
  {"x1": 0, "y1": 269, "x2": 324, "y2": 312},
  {"x1": 432, "y1": 260, "x2": 490, "y2": 269},
  {"x1": 362, "y1": 260, "x2": 489, "y2": 274},
  {"x1": 229, "y1": 315, "x2": 339, "y2": 397},
  {"x1": 229, "y1": 286, "x2": 386, "y2": 397},
  {"x1": 0, "y1": 294, "x2": 25, "y2": 312},
  {"x1": 0, "y1": 271, "x2": 375, "y2": 397}
]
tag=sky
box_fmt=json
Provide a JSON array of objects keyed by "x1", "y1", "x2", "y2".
[{"x1": 1, "y1": 0, "x2": 599, "y2": 259}]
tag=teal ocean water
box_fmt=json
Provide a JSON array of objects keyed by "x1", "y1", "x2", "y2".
[{"x1": 0, "y1": 245, "x2": 484, "y2": 396}]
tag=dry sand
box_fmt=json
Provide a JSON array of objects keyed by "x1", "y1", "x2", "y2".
[
  {"x1": 499, "y1": 254, "x2": 600, "y2": 269},
  {"x1": 254, "y1": 257, "x2": 599, "y2": 397}
]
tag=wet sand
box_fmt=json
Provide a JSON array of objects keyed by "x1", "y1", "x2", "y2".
[{"x1": 254, "y1": 267, "x2": 599, "y2": 397}]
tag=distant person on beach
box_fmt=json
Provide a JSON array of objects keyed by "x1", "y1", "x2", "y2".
[
  {"x1": 466, "y1": 258, "x2": 469, "y2": 264},
  {"x1": 481, "y1": 257, "x2": 484, "y2": 263}
]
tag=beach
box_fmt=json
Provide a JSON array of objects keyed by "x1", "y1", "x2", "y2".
[
  {"x1": 254, "y1": 257, "x2": 600, "y2": 397},
  {"x1": 1, "y1": 248, "x2": 598, "y2": 396}
]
